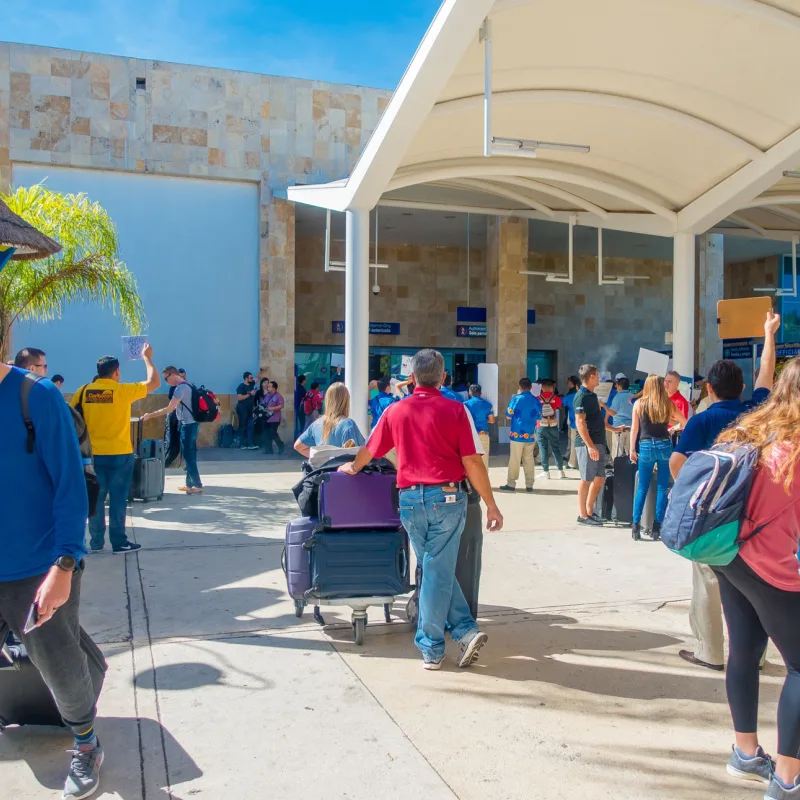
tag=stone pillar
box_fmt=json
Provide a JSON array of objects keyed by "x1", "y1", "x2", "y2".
[
  {"x1": 259, "y1": 189, "x2": 296, "y2": 439},
  {"x1": 696, "y1": 233, "x2": 724, "y2": 372},
  {"x1": 486, "y1": 216, "x2": 528, "y2": 426},
  {"x1": 0, "y1": 43, "x2": 10, "y2": 192}
]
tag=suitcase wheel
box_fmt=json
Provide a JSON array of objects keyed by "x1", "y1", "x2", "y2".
[
  {"x1": 353, "y1": 616, "x2": 366, "y2": 646},
  {"x1": 406, "y1": 593, "x2": 419, "y2": 627},
  {"x1": 294, "y1": 600, "x2": 306, "y2": 618},
  {"x1": 157, "y1": 495, "x2": 163, "y2": 501}
]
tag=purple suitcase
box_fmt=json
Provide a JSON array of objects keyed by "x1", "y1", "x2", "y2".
[
  {"x1": 283, "y1": 517, "x2": 317, "y2": 600},
  {"x1": 317, "y1": 471, "x2": 400, "y2": 530}
]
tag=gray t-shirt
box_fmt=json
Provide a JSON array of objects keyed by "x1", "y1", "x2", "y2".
[{"x1": 173, "y1": 383, "x2": 195, "y2": 424}]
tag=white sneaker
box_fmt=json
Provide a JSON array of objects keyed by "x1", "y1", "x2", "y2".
[
  {"x1": 558, "y1": 470, "x2": 567, "y2": 479},
  {"x1": 538, "y1": 472, "x2": 551, "y2": 480}
]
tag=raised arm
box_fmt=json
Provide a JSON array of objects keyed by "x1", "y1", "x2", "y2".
[
  {"x1": 756, "y1": 311, "x2": 781, "y2": 392},
  {"x1": 140, "y1": 343, "x2": 160, "y2": 393}
]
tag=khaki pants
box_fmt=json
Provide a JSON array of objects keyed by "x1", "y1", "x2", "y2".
[
  {"x1": 507, "y1": 441, "x2": 536, "y2": 489},
  {"x1": 568, "y1": 429, "x2": 578, "y2": 469},
  {"x1": 690, "y1": 562, "x2": 724, "y2": 666},
  {"x1": 611, "y1": 430, "x2": 631, "y2": 459},
  {"x1": 478, "y1": 433, "x2": 490, "y2": 469}
]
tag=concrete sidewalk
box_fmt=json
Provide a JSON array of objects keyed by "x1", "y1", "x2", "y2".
[{"x1": 1, "y1": 455, "x2": 784, "y2": 799}]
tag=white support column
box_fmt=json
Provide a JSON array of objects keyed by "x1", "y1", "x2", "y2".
[
  {"x1": 673, "y1": 232, "x2": 696, "y2": 379},
  {"x1": 345, "y1": 208, "x2": 371, "y2": 436}
]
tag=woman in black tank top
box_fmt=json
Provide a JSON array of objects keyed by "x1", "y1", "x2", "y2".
[{"x1": 629, "y1": 375, "x2": 687, "y2": 540}]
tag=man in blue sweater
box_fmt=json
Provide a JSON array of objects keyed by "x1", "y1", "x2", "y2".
[{"x1": 0, "y1": 362, "x2": 104, "y2": 799}]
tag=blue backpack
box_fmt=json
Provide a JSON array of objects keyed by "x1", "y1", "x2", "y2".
[{"x1": 661, "y1": 444, "x2": 761, "y2": 565}]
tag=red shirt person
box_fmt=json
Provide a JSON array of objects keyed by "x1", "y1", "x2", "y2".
[
  {"x1": 339, "y1": 349, "x2": 502, "y2": 671},
  {"x1": 664, "y1": 371, "x2": 690, "y2": 420}
]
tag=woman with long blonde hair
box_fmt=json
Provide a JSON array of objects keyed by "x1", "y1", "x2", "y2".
[
  {"x1": 293, "y1": 382, "x2": 365, "y2": 457},
  {"x1": 711, "y1": 358, "x2": 800, "y2": 798},
  {"x1": 629, "y1": 374, "x2": 687, "y2": 540}
]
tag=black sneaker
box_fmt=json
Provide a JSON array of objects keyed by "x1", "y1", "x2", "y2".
[
  {"x1": 526, "y1": 487, "x2": 534, "y2": 494},
  {"x1": 590, "y1": 514, "x2": 607, "y2": 525},
  {"x1": 113, "y1": 542, "x2": 142, "y2": 555},
  {"x1": 498, "y1": 485, "x2": 516, "y2": 492},
  {"x1": 577, "y1": 516, "x2": 602, "y2": 527}
]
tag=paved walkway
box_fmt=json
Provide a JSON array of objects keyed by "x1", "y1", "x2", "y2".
[{"x1": 1, "y1": 454, "x2": 784, "y2": 799}]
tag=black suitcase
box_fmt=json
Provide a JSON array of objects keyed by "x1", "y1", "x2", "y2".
[
  {"x1": 0, "y1": 627, "x2": 107, "y2": 729},
  {"x1": 456, "y1": 490, "x2": 483, "y2": 620},
  {"x1": 593, "y1": 468, "x2": 614, "y2": 521},
  {"x1": 613, "y1": 455, "x2": 636, "y2": 524},
  {"x1": 407, "y1": 489, "x2": 484, "y2": 626}
]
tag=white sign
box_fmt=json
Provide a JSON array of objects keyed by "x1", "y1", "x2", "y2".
[
  {"x1": 679, "y1": 381, "x2": 693, "y2": 404},
  {"x1": 477, "y1": 363, "x2": 499, "y2": 416},
  {"x1": 400, "y1": 355, "x2": 414, "y2": 377},
  {"x1": 636, "y1": 347, "x2": 670, "y2": 377},
  {"x1": 530, "y1": 383, "x2": 542, "y2": 397},
  {"x1": 596, "y1": 381, "x2": 614, "y2": 403},
  {"x1": 665, "y1": 331, "x2": 673, "y2": 345},
  {"x1": 121, "y1": 336, "x2": 147, "y2": 361}
]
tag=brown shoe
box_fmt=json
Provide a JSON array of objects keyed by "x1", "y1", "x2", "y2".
[
  {"x1": 178, "y1": 486, "x2": 190, "y2": 492},
  {"x1": 679, "y1": 649, "x2": 724, "y2": 671}
]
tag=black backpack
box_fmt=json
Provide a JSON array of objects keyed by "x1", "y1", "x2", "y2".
[
  {"x1": 20, "y1": 375, "x2": 100, "y2": 518},
  {"x1": 178, "y1": 381, "x2": 220, "y2": 423}
]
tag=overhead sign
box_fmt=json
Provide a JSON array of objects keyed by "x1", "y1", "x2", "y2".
[
  {"x1": 457, "y1": 325, "x2": 487, "y2": 338},
  {"x1": 756, "y1": 341, "x2": 800, "y2": 358},
  {"x1": 331, "y1": 321, "x2": 400, "y2": 335},
  {"x1": 456, "y1": 307, "x2": 536, "y2": 325},
  {"x1": 723, "y1": 339, "x2": 754, "y2": 360}
]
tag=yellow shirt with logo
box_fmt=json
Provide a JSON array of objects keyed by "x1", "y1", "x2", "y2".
[{"x1": 70, "y1": 379, "x2": 148, "y2": 456}]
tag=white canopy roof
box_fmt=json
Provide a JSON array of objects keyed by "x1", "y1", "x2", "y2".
[{"x1": 289, "y1": 0, "x2": 800, "y2": 241}]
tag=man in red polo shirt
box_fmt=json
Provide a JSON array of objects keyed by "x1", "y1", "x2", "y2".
[
  {"x1": 664, "y1": 370, "x2": 690, "y2": 421},
  {"x1": 339, "y1": 349, "x2": 503, "y2": 670}
]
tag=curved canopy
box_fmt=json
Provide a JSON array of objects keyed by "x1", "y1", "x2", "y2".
[{"x1": 289, "y1": 0, "x2": 800, "y2": 241}]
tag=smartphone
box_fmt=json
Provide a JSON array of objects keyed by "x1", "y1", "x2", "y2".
[{"x1": 22, "y1": 602, "x2": 39, "y2": 634}]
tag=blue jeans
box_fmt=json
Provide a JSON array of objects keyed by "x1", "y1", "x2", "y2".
[
  {"x1": 237, "y1": 405, "x2": 255, "y2": 447},
  {"x1": 89, "y1": 454, "x2": 135, "y2": 550},
  {"x1": 399, "y1": 486, "x2": 477, "y2": 660},
  {"x1": 633, "y1": 439, "x2": 672, "y2": 524},
  {"x1": 180, "y1": 423, "x2": 202, "y2": 488}
]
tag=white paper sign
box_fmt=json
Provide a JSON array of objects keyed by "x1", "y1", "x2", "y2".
[
  {"x1": 679, "y1": 381, "x2": 693, "y2": 403},
  {"x1": 596, "y1": 381, "x2": 614, "y2": 403},
  {"x1": 122, "y1": 336, "x2": 147, "y2": 361},
  {"x1": 477, "y1": 363, "x2": 499, "y2": 414},
  {"x1": 530, "y1": 383, "x2": 542, "y2": 397},
  {"x1": 400, "y1": 355, "x2": 414, "y2": 377},
  {"x1": 636, "y1": 347, "x2": 670, "y2": 377}
]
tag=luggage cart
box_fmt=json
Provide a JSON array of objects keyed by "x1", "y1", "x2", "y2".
[{"x1": 294, "y1": 596, "x2": 397, "y2": 646}]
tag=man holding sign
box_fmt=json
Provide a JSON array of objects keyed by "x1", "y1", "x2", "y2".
[{"x1": 72, "y1": 344, "x2": 160, "y2": 553}]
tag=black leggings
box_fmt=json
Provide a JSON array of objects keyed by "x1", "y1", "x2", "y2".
[{"x1": 715, "y1": 556, "x2": 800, "y2": 759}]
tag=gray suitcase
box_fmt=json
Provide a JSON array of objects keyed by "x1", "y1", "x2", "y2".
[{"x1": 130, "y1": 420, "x2": 165, "y2": 502}]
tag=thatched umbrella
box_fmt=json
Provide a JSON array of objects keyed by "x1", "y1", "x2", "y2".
[{"x1": 0, "y1": 199, "x2": 62, "y2": 262}]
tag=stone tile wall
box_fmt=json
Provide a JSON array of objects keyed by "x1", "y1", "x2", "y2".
[
  {"x1": 0, "y1": 41, "x2": 391, "y2": 439},
  {"x1": 725, "y1": 256, "x2": 779, "y2": 299},
  {"x1": 295, "y1": 235, "x2": 488, "y2": 350}
]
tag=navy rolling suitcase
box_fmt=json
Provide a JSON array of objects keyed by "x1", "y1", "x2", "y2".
[
  {"x1": 283, "y1": 517, "x2": 316, "y2": 611},
  {"x1": 0, "y1": 627, "x2": 107, "y2": 729},
  {"x1": 317, "y1": 471, "x2": 400, "y2": 530},
  {"x1": 307, "y1": 530, "x2": 410, "y2": 599}
]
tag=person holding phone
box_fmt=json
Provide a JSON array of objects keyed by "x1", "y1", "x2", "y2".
[{"x1": 0, "y1": 360, "x2": 106, "y2": 799}]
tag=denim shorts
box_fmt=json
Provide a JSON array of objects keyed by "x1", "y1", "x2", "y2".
[{"x1": 576, "y1": 443, "x2": 606, "y2": 481}]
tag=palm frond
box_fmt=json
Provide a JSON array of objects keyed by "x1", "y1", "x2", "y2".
[{"x1": 0, "y1": 184, "x2": 146, "y2": 358}]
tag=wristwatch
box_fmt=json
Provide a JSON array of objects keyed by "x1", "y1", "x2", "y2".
[{"x1": 54, "y1": 556, "x2": 78, "y2": 572}]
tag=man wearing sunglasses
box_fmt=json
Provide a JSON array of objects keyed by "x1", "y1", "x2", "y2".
[{"x1": 14, "y1": 347, "x2": 48, "y2": 376}]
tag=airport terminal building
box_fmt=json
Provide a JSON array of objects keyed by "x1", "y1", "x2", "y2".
[{"x1": 1, "y1": 38, "x2": 797, "y2": 441}]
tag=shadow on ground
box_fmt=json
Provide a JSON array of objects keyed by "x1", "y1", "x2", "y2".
[{"x1": 0, "y1": 716, "x2": 201, "y2": 800}]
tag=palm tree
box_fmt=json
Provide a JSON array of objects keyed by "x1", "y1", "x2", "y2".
[{"x1": 0, "y1": 184, "x2": 145, "y2": 360}]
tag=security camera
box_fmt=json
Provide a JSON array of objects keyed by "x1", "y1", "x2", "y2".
[{"x1": 372, "y1": 284, "x2": 380, "y2": 295}]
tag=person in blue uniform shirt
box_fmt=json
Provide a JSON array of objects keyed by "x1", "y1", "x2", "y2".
[
  {"x1": 499, "y1": 378, "x2": 541, "y2": 493},
  {"x1": 440, "y1": 372, "x2": 463, "y2": 403},
  {"x1": 464, "y1": 384, "x2": 495, "y2": 468},
  {"x1": 369, "y1": 377, "x2": 397, "y2": 429}
]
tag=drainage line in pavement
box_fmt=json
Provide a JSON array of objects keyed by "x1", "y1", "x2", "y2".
[
  {"x1": 133, "y1": 549, "x2": 175, "y2": 799},
  {"x1": 124, "y1": 554, "x2": 148, "y2": 800}
]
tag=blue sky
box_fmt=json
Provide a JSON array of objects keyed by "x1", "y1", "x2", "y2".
[{"x1": 3, "y1": 0, "x2": 441, "y2": 88}]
